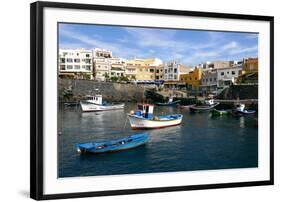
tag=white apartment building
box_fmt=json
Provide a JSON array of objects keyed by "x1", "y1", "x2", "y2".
[
  {"x1": 109, "y1": 58, "x2": 126, "y2": 78},
  {"x1": 200, "y1": 60, "x2": 232, "y2": 71},
  {"x1": 59, "y1": 49, "x2": 93, "y2": 79},
  {"x1": 164, "y1": 61, "x2": 190, "y2": 81},
  {"x1": 164, "y1": 61, "x2": 181, "y2": 81},
  {"x1": 201, "y1": 65, "x2": 242, "y2": 95},
  {"x1": 93, "y1": 48, "x2": 113, "y2": 81}
]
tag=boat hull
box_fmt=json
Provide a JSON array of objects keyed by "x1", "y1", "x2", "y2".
[
  {"x1": 190, "y1": 103, "x2": 220, "y2": 113},
  {"x1": 179, "y1": 104, "x2": 196, "y2": 109},
  {"x1": 76, "y1": 133, "x2": 149, "y2": 154},
  {"x1": 127, "y1": 114, "x2": 183, "y2": 129},
  {"x1": 156, "y1": 100, "x2": 181, "y2": 106},
  {"x1": 235, "y1": 109, "x2": 256, "y2": 115},
  {"x1": 80, "y1": 101, "x2": 124, "y2": 112}
]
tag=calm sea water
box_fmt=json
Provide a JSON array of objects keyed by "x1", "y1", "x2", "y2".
[{"x1": 58, "y1": 102, "x2": 258, "y2": 178}]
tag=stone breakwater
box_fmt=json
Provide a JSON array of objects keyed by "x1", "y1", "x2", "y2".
[{"x1": 58, "y1": 79, "x2": 148, "y2": 102}]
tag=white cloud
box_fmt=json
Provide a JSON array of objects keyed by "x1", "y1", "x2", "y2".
[
  {"x1": 221, "y1": 41, "x2": 238, "y2": 51},
  {"x1": 229, "y1": 45, "x2": 258, "y2": 55},
  {"x1": 59, "y1": 24, "x2": 258, "y2": 65},
  {"x1": 59, "y1": 26, "x2": 145, "y2": 59}
]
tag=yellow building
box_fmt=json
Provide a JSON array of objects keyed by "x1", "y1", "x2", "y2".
[
  {"x1": 243, "y1": 58, "x2": 258, "y2": 74},
  {"x1": 180, "y1": 68, "x2": 202, "y2": 89},
  {"x1": 125, "y1": 58, "x2": 163, "y2": 81},
  {"x1": 136, "y1": 66, "x2": 156, "y2": 80},
  {"x1": 155, "y1": 65, "x2": 164, "y2": 80}
]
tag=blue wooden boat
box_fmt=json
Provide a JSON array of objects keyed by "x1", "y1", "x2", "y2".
[
  {"x1": 76, "y1": 133, "x2": 149, "y2": 154},
  {"x1": 235, "y1": 109, "x2": 256, "y2": 115}
]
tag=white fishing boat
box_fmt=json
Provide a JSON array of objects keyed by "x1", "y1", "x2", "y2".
[
  {"x1": 127, "y1": 104, "x2": 183, "y2": 129},
  {"x1": 234, "y1": 103, "x2": 256, "y2": 115},
  {"x1": 80, "y1": 94, "x2": 124, "y2": 112}
]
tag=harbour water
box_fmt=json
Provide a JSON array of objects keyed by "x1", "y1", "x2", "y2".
[{"x1": 58, "y1": 102, "x2": 258, "y2": 178}]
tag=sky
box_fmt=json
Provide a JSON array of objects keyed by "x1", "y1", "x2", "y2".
[{"x1": 59, "y1": 23, "x2": 258, "y2": 66}]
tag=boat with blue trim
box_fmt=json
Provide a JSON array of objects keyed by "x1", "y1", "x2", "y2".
[
  {"x1": 76, "y1": 133, "x2": 149, "y2": 154},
  {"x1": 234, "y1": 104, "x2": 256, "y2": 115},
  {"x1": 127, "y1": 104, "x2": 183, "y2": 129}
]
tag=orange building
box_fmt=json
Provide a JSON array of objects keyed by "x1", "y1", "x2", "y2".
[
  {"x1": 180, "y1": 68, "x2": 202, "y2": 90},
  {"x1": 243, "y1": 58, "x2": 258, "y2": 74}
]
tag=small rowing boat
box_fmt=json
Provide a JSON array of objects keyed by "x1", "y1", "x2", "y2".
[
  {"x1": 127, "y1": 104, "x2": 183, "y2": 129},
  {"x1": 76, "y1": 133, "x2": 149, "y2": 154}
]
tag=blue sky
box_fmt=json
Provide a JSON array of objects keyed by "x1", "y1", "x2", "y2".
[{"x1": 59, "y1": 23, "x2": 258, "y2": 66}]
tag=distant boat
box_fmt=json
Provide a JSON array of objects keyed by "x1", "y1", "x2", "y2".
[
  {"x1": 190, "y1": 99, "x2": 220, "y2": 113},
  {"x1": 156, "y1": 100, "x2": 181, "y2": 106},
  {"x1": 80, "y1": 94, "x2": 124, "y2": 112},
  {"x1": 234, "y1": 104, "x2": 256, "y2": 115},
  {"x1": 179, "y1": 104, "x2": 196, "y2": 109},
  {"x1": 76, "y1": 133, "x2": 149, "y2": 154},
  {"x1": 156, "y1": 97, "x2": 181, "y2": 106},
  {"x1": 211, "y1": 109, "x2": 231, "y2": 116},
  {"x1": 127, "y1": 104, "x2": 183, "y2": 129},
  {"x1": 64, "y1": 102, "x2": 79, "y2": 107}
]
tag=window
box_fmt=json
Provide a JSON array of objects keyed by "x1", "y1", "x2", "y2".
[
  {"x1": 66, "y1": 58, "x2": 73, "y2": 63},
  {"x1": 214, "y1": 78, "x2": 216, "y2": 81},
  {"x1": 227, "y1": 71, "x2": 229, "y2": 74},
  {"x1": 60, "y1": 65, "x2": 65, "y2": 70},
  {"x1": 150, "y1": 69, "x2": 154, "y2": 73},
  {"x1": 174, "y1": 75, "x2": 177, "y2": 80},
  {"x1": 67, "y1": 65, "x2": 73, "y2": 69},
  {"x1": 210, "y1": 78, "x2": 212, "y2": 82},
  {"x1": 221, "y1": 72, "x2": 224, "y2": 76},
  {"x1": 74, "y1": 59, "x2": 80, "y2": 63},
  {"x1": 156, "y1": 70, "x2": 159, "y2": 73},
  {"x1": 232, "y1": 71, "x2": 235, "y2": 75},
  {"x1": 165, "y1": 69, "x2": 167, "y2": 73},
  {"x1": 174, "y1": 68, "x2": 177, "y2": 73},
  {"x1": 60, "y1": 58, "x2": 65, "y2": 63},
  {"x1": 195, "y1": 77, "x2": 197, "y2": 80},
  {"x1": 74, "y1": 65, "x2": 80, "y2": 69},
  {"x1": 86, "y1": 54, "x2": 90, "y2": 57}
]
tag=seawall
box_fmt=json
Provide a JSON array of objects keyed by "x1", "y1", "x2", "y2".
[{"x1": 58, "y1": 79, "x2": 148, "y2": 102}]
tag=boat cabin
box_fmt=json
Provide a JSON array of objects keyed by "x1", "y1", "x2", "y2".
[
  {"x1": 135, "y1": 104, "x2": 154, "y2": 119},
  {"x1": 204, "y1": 98, "x2": 214, "y2": 105},
  {"x1": 236, "y1": 103, "x2": 245, "y2": 111},
  {"x1": 85, "y1": 94, "x2": 106, "y2": 105},
  {"x1": 168, "y1": 97, "x2": 174, "y2": 103}
]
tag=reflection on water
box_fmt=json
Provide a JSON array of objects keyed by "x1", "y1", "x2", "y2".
[{"x1": 58, "y1": 102, "x2": 258, "y2": 178}]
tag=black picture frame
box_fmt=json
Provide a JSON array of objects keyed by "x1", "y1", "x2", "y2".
[{"x1": 30, "y1": 1, "x2": 274, "y2": 200}]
